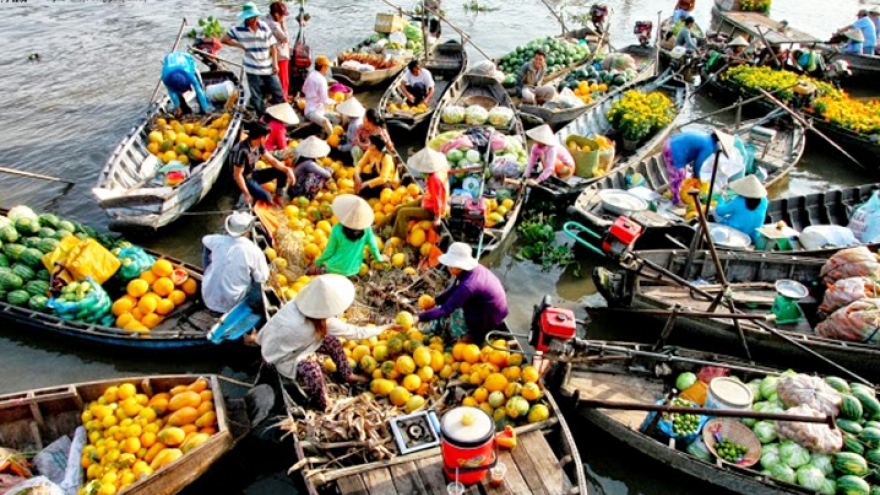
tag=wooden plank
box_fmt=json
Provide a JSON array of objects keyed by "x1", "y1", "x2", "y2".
[
  {"x1": 336, "y1": 475, "x2": 369, "y2": 495},
  {"x1": 566, "y1": 371, "x2": 664, "y2": 429},
  {"x1": 389, "y1": 461, "x2": 425, "y2": 495},
  {"x1": 363, "y1": 467, "x2": 397, "y2": 495},
  {"x1": 415, "y1": 455, "x2": 450, "y2": 494},
  {"x1": 510, "y1": 437, "x2": 549, "y2": 495},
  {"x1": 522, "y1": 431, "x2": 571, "y2": 495}
]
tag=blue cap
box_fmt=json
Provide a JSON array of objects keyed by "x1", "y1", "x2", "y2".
[{"x1": 165, "y1": 71, "x2": 190, "y2": 94}]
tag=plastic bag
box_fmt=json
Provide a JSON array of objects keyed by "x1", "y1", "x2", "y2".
[
  {"x1": 60, "y1": 427, "x2": 85, "y2": 495},
  {"x1": 468, "y1": 60, "x2": 497, "y2": 77},
  {"x1": 555, "y1": 88, "x2": 584, "y2": 109},
  {"x1": 820, "y1": 246, "x2": 880, "y2": 285},
  {"x1": 821, "y1": 277, "x2": 879, "y2": 313},
  {"x1": 800, "y1": 226, "x2": 858, "y2": 251},
  {"x1": 698, "y1": 144, "x2": 746, "y2": 193},
  {"x1": 487, "y1": 107, "x2": 514, "y2": 127},
  {"x1": 464, "y1": 105, "x2": 489, "y2": 126},
  {"x1": 601, "y1": 53, "x2": 637, "y2": 72},
  {"x1": 5, "y1": 477, "x2": 64, "y2": 495},
  {"x1": 63, "y1": 239, "x2": 120, "y2": 284},
  {"x1": 33, "y1": 435, "x2": 71, "y2": 486},
  {"x1": 41, "y1": 236, "x2": 82, "y2": 272},
  {"x1": 115, "y1": 247, "x2": 156, "y2": 281},
  {"x1": 428, "y1": 130, "x2": 464, "y2": 151},
  {"x1": 441, "y1": 105, "x2": 466, "y2": 125},
  {"x1": 47, "y1": 277, "x2": 112, "y2": 325},
  {"x1": 534, "y1": 85, "x2": 557, "y2": 105},
  {"x1": 775, "y1": 407, "x2": 842, "y2": 454},
  {"x1": 849, "y1": 191, "x2": 880, "y2": 242},
  {"x1": 776, "y1": 373, "x2": 841, "y2": 415},
  {"x1": 816, "y1": 298, "x2": 880, "y2": 344}
]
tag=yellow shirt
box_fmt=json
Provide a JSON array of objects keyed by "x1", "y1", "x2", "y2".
[{"x1": 357, "y1": 148, "x2": 399, "y2": 189}]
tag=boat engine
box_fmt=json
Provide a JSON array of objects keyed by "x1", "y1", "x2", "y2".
[
  {"x1": 529, "y1": 296, "x2": 579, "y2": 352},
  {"x1": 590, "y1": 4, "x2": 610, "y2": 33},
  {"x1": 634, "y1": 21, "x2": 653, "y2": 47},
  {"x1": 601, "y1": 216, "x2": 645, "y2": 258}
]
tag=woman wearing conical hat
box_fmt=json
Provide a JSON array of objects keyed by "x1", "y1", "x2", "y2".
[
  {"x1": 523, "y1": 124, "x2": 575, "y2": 185},
  {"x1": 312, "y1": 195, "x2": 385, "y2": 277},
  {"x1": 713, "y1": 175, "x2": 768, "y2": 243}
]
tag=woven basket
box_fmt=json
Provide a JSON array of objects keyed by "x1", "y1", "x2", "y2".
[
  {"x1": 702, "y1": 418, "x2": 762, "y2": 468},
  {"x1": 462, "y1": 95, "x2": 498, "y2": 110}
]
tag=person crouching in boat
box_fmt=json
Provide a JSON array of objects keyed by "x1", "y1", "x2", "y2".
[
  {"x1": 712, "y1": 175, "x2": 768, "y2": 243},
  {"x1": 662, "y1": 130, "x2": 734, "y2": 206},
  {"x1": 302, "y1": 55, "x2": 336, "y2": 137},
  {"x1": 724, "y1": 36, "x2": 751, "y2": 67},
  {"x1": 400, "y1": 60, "x2": 436, "y2": 106},
  {"x1": 335, "y1": 97, "x2": 366, "y2": 162},
  {"x1": 311, "y1": 195, "x2": 385, "y2": 277},
  {"x1": 231, "y1": 121, "x2": 296, "y2": 206},
  {"x1": 385, "y1": 148, "x2": 450, "y2": 238},
  {"x1": 353, "y1": 109, "x2": 396, "y2": 160},
  {"x1": 161, "y1": 51, "x2": 212, "y2": 117},
  {"x1": 287, "y1": 136, "x2": 333, "y2": 200},
  {"x1": 262, "y1": 102, "x2": 299, "y2": 152},
  {"x1": 523, "y1": 124, "x2": 575, "y2": 186},
  {"x1": 416, "y1": 242, "x2": 509, "y2": 345},
  {"x1": 516, "y1": 50, "x2": 555, "y2": 105},
  {"x1": 355, "y1": 135, "x2": 400, "y2": 199},
  {"x1": 675, "y1": 17, "x2": 701, "y2": 53},
  {"x1": 201, "y1": 212, "x2": 269, "y2": 314},
  {"x1": 248, "y1": 274, "x2": 404, "y2": 411}
]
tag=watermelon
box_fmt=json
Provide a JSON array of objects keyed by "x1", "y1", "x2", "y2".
[
  {"x1": 35, "y1": 269, "x2": 49, "y2": 280},
  {"x1": 866, "y1": 448, "x2": 880, "y2": 466},
  {"x1": 835, "y1": 452, "x2": 870, "y2": 476},
  {"x1": 842, "y1": 395, "x2": 865, "y2": 420},
  {"x1": 19, "y1": 248, "x2": 43, "y2": 268},
  {"x1": 27, "y1": 294, "x2": 48, "y2": 312},
  {"x1": 0, "y1": 290, "x2": 6, "y2": 301},
  {"x1": 38, "y1": 214, "x2": 60, "y2": 229},
  {"x1": 10, "y1": 264, "x2": 34, "y2": 282},
  {"x1": 868, "y1": 421, "x2": 880, "y2": 430},
  {"x1": 38, "y1": 227, "x2": 56, "y2": 239},
  {"x1": 25, "y1": 280, "x2": 49, "y2": 297},
  {"x1": 4, "y1": 243, "x2": 25, "y2": 260},
  {"x1": 54, "y1": 229, "x2": 73, "y2": 240},
  {"x1": 844, "y1": 433, "x2": 865, "y2": 454},
  {"x1": 836, "y1": 475, "x2": 870, "y2": 495},
  {"x1": 854, "y1": 389, "x2": 880, "y2": 419},
  {"x1": 6, "y1": 290, "x2": 29, "y2": 306},
  {"x1": 0, "y1": 272, "x2": 23, "y2": 291},
  {"x1": 23, "y1": 237, "x2": 40, "y2": 249},
  {"x1": 0, "y1": 226, "x2": 18, "y2": 244},
  {"x1": 870, "y1": 485, "x2": 880, "y2": 495},
  {"x1": 852, "y1": 383, "x2": 875, "y2": 396},
  {"x1": 0, "y1": 253, "x2": 8, "y2": 268},
  {"x1": 14, "y1": 218, "x2": 40, "y2": 236},
  {"x1": 839, "y1": 419, "x2": 864, "y2": 435},
  {"x1": 57, "y1": 220, "x2": 75, "y2": 233},
  {"x1": 861, "y1": 427, "x2": 880, "y2": 449},
  {"x1": 36, "y1": 238, "x2": 58, "y2": 254}
]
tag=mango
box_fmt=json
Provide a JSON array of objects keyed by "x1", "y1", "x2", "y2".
[
  {"x1": 167, "y1": 407, "x2": 199, "y2": 426},
  {"x1": 150, "y1": 448, "x2": 183, "y2": 470},
  {"x1": 168, "y1": 391, "x2": 201, "y2": 411},
  {"x1": 195, "y1": 411, "x2": 217, "y2": 428},
  {"x1": 181, "y1": 433, "x2": 211, "y2": 453},
  {"x1": 157, "y1": 427, "x2": 185, "y2": 447}
]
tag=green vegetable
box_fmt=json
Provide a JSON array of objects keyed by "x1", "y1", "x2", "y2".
[
  {"x1": 779, "y1": 440, "x2": 811, "y2": 468},
  {"x1": 834, "y1": 452, "x2": 869, "y2": 476},
  {"x1": 4, "y1": 243, "x2": 25, "y2": 260},
  {"x1": 676, "y1": 372, "x2": 697, "y2": 391},
  {"x1": 820, "y1": 479, "x2": 837, "y2": 495},
  {"x1": 769, "y1": 463, "x2": 796, "y2": 484},
  {"x1": 760, "y1": 443, "x2": 780, "y2": 469},
  {"x1": 753, "y1": 421, "x2": 777, "y2": 444},
  {"x1": 14, "y1": 218, "x2": 40, "y2": 236},
  {"x1": 6, "y1": 289, "x2": 30, "y2": 306},
  {"x1": 38, "y1": 214, "x2": 60, "y2": 229},
  {"x1": 0, "y1": 226, "x2": 18, "y2": 244},
  {"x1": 795, "y1": 464, "x2": 825, "y2": 490},
  {"x1": 714, "y1": 437, "x2": 748, "y2": 463},
  {"x1": 28, "y1": 294, "x2": 48, "y2": 312},
  {"x1": 836, "y1": 474, "x2": 870, "y2": 495},
  {"x1": 842, "y1": 394, "x2": 865, "y2": 420}
]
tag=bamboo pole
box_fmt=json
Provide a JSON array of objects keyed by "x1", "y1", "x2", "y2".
[
  {"x1": 150, "y1": 18, "x2": 189, "y2": 105},
  {"x1": 0, "y1": 166, "x2": 75, "y2": 184}
]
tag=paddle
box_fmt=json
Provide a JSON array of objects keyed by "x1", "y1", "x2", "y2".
[
  {"x1": 148, "y1": 18, "x2": 189, "y2": 108},
  {"x1": 0, "y1": 166, "x2": 76, "y2": 185}
]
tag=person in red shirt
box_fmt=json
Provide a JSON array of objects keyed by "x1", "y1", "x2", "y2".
[
  {"x1": 262, "y1": 102, "x2": 299, "y2": 151},
  {"x1": 388, "y1": 148, "x2": 449, "y2": 239}
]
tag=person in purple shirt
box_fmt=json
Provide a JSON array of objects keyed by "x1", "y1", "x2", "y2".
[
  {"x1": 662, "y1": 130, "x2": 732, "y2": 205},
  {"x1": 417, "y1": 242, "x2": 509, "y2": 344}
]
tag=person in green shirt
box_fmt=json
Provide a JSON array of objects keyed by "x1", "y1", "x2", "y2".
[{"x1": 313, "y1": 195, "x2": 385, "y2": 277}]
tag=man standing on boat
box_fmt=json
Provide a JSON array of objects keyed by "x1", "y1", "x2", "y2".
[
  {"x1": 161, "y1": 51, "x2": 212, "y2": 117},
  {"x1": 222, "y1": 2, "x2": 285, "y2": 115},
  {"x1": 201, "y1": 211, "x2": 269, "y2": 314},
  {"x1": 302, "y1": 55, "x2": 336, "y2": 137},
  {"x1": 836, "y1": 10, "x2": 877, "y2": 55},
  {"x1": 231, "y1": 121, "x2": 295, "y2": 206},
  {"x1": 400, "y1": 60, "x2": 435, "y2": 106}
]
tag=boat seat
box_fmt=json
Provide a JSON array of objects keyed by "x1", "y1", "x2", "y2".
[{"x1": 749, "y1": 126, "x2": 777, "y2": 159}]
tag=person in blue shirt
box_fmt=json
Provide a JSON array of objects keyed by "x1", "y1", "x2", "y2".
[
  {"x1": 161, "y1": 52, "x2": 212, "y2": 117},
  {"x1": 675, "y1": 17, "x2": 700, "y2": 52},
  {"x1": 662, "y1": 130, "x2": 732, "y2": 205},
  {"x1": 713, "y1": 175, "x2": 768, "y2": 243},
  {"x1": 837, "y1": 10, "x2": 876, "y2": 55}
]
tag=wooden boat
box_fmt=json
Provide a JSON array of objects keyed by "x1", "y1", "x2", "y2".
[
  {"x1": 567, "y1": 113, "x2": 806, "y2": 249},
  {"x1": 519, "y1": 43, "x2": 659, "y2": 130},
  {"x1": 332, "y1": 34, "x2": 413, "y2": 90},
  {"x1": 535, "y1": 72, "x2": 689, "y2": 200},
  {"x1": 710, "y1": 10, "x2": 818, "y2": 47},
  {"x1": 425, "y1": 73, "x2": 528, "y2": 256},
  {"x1": 380, "y1": 40, "x2": 468, "y2": 132},
  {"x1": 93, "y1": 70, "x2": 245, "y2": 231},
  {"x1": 825, "y1": 50, "x2": 880, "y2": 82},
  {"x1": 659, "y1": 16, "x2": 706, "y2": 61},
  {"x1": 548, "y1": 339, "x2": 844, "y2": 495},
  {"x1": 596, "y1": 248, "x2": 880, "y2": 378},
  {"x1": 0, "y1": 374, "x2": 248, "y2": 495}
]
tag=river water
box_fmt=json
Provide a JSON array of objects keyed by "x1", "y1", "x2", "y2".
[{"x1": 0, "y1": 0, "x2": 877, "y2": 493}]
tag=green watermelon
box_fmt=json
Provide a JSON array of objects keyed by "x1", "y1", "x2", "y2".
[
  {"x1": 23, "y1": 237, "x2": 40, "y2": 249},
  {"x1": 57, "y1": 220, "x2": 75, "y2": 233},
  {"x1": 0, "y1": 290, "x2": 7, "y2": 301},
  {"x1": 54, "y1": 229, "x2": 73, "y2": 240},
  {"x1": 862, "y1": 427, "x2": 880, "y2": 449},
  {"x1": 35, "y1": 269, "x2": 49, "y2": 280},
  {"x1": 4, "y1": 243, "x2": 25, "y2": 260},
  {"x1": 25, "y1": 280, "x2": 48, "y2": 297},
  {"x1": 0, "y1": 226, "x2": 18, "y2": 244},
  {"x1": 852, "y1": 383, "x2": 875, "y2": 395},
  {"x1": 38, "y1": 227, "x2": 56, "y2": 239},
  {"x1": 844, "y1": 433, "x2": 866, "y2": 454},
  {"x1": 27, "y1": 294, "x2": 48, "y2": 312},
  {"x1": 867, "y1": 421, "x2": 880, "y2": 430},
  {"x1": 842, "y1": 395, "x2": 865, "y2": 420},
  {"x1": 6, "y1": 289, "x2": 29, "y2": 306},
  {"x1": 19, "y1": 248, "x2": 43, "y2": 268},
  {"x1": 14, "y1": 218, "x2": 40, "y2": 236},
  {"x1": 835, "y1": 452, "x2": 870, "y2": 476},
  {"x1": 839, "y1": 419, "x2": 864, "y2": 435},
  {"x1": 854, "y1": 389, "x2": 880, "y2": 419},
  {"x1": 866, "y1": 448, "x2": 880, "y2": 466},
  {"x1": 36, "y1": 238, "x2": 58, "y2": 254},
  {"x1": 0, "y1": 271, "x2": 23, "y2": 291},
  {"x1": 38, "y1": 214, "x2": 60, "y2": 229},
  {"x1": 10, "y1": 264, "x2": 34, "y2": 282},
  {"x1": 0, "y1": 253, "x2": 8, "y2": 268},
  {"x1": 836, "y1": 475, "x2": 870, "y2": 495}
]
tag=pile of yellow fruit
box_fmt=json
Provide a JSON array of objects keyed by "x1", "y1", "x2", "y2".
[
  {"x1": 484, "y1": 197, "x2": 516, "y2": 228},
  {"x1": 571, "y1": 81, "x2": 609, "y2": 105},
  {"x1": 145, "y1": 114, "x2": 231, "y2": 165},
  {"x1": 111, "y1": 260, "x2": 198, "y2": 333},
  {"x1": 78, "y1": 378, "x2": 217, "y2": 495},
  {"x1": 325, "y1": 125, "x2": 346, "y2": 148},
  {"x1": 387, "y1": 101, "x2": 430, "y2": 114}
]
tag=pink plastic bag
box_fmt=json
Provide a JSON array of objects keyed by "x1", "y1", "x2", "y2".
[
  {"x1": 816, "y1": 298, "x2": 880, "y2": 344},
  {"x1": 821, "y1": 277, "x2": 880, "y2": 313},
  {"x1": 820, "y1": 246, "x2": 880, "y2": 284}
]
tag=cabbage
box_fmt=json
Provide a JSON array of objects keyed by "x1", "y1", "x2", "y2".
[
  {"x1": 810, "y1": 454, "x2": 834, "y2": 476},
  {"x1": 442, "y1": 105, "x2": 466, "y2": 125},
  {"x1": 779, "y1": 440, "x2": 811, "y2": 468},
  {"x1": 447, "y1": 149, "x2": 463, "y2": 163},
  {"x1": 770, "y1": 463, "x2": 796, "y2": 484},
  {"x1": 465, "y1": 105, "x2": 489, "y2": 126},
  {"x1": 819, "y1": 479, "x2": 836, "y2": 495},
  {"x1": 796, "y1": 465, "x2": 825, "y2": 490},
  {"x1": 753, "y1": 421, "x2": 778, "y2": 444},
  {"x1": 465, "y1": 150, "x2": 482, "y2": 163},
  {"x1": 760, "y1": 443, "x2": 781, "y2": 469},
  {"x1": 760, "y1": 376, "x2": 779, "y2": 400},
  {"x1": 747, "y1": 379, "x2": 762, "y2": 400},
  {"x1": 0, "y1": 217, "x2": 11, "y2": 229},
  {"x1": 487, "y1": 107, "x2": 514, "y2": 127},
  {"x1": 752, "y1": 401, "x2": 768, "y2": 412},
  {"x1": 742, "y1": 416, "x2": 758, "y2": 428},
  {"x1": 7, "y1": 205, "x2": 37, "y2": 223}
]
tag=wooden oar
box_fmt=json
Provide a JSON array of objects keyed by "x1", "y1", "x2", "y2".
[
  {"x1": 574, "y1": 398, "x2": 835, "y2": 425},
  {"x1": 149, "y1": 18, "x2": 189, "y2": 106},
  {"x1": 0, "y1": 166, "x2": 76, "y2": 184}
]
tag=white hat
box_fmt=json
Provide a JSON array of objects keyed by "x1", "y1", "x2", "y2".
[
  {"x1": 294, "y1": 274, "x2": 356, "y2": 319},
  {"x1": 757, "y1": 220, "x2": 800, "y2": 239},
  {"x1": 337, "y1": 97, "x2": 366, "y2": 118},
  {"x1": 526, "y1": 124, "x2": 557, "y2": 146},
  {"x1": 225, "y1": 211, "x2": 256, "y2": 237},
  {"x1": 728, "y1": 36, "x2": 749, "y2": 47},
  {"x1": 729, "y1": 175, "x2": 767, "y2": 199},
  {"x1": 331, "y1": 194, "x2": 374, "y2": 230},
  {"x1": 408, "y1": 148, "x2": 449, "y2": 174},
  {"x1": 296, "y1": 136, "x2": 331, "y2": 159},
  {"x1": 845, "y1": 28, "x2": 865, "y2": 42},
  {"x1": 713, "y1": 130, "x2": 736, "y2": 158},
  {"x1": 438, "y1": 242, "x2": 479, "y2": 271},
  {"x1": 266, "y1": 103, "x2": 300, "y2": 126}
]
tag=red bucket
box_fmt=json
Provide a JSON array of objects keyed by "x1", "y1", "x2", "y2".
[{"x1": 440, "y1": 406, "x2": 496, "y2": 485}]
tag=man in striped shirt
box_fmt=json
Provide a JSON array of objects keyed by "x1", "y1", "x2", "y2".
[{"x1": 222, "y1": 2, "x2": 285, "y2": 115}]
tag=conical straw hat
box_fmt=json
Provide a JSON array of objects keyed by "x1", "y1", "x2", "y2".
[
  {"x1": 296, "y1": 136, "x2": 331, "y2": 159},
  {"x1": 331, "y1": 194, "x2": 374, "y2": 230},
  {"x1": 713, "y1": 130, "x2": 736, "y2": 158},
  {"x1": 408, "y1": 148, "x2": 449, "y2": 174},
  {"x1": 336, "y1": 97, "x2": 366, "y2": 118},
  {"x1": 266, "y1": 103, "x2": 300, "y2": 125},
  {"x1": 526, "y1": 124, "x2": 557, "y2": 146},
  {"x1": 757, "y1": 221, "x2": 800, "y2": 239},
  {"x1": 845, "y1": 28, "x2": 865, "y2": 42},
  {"x1": 294, "y1": 274, "x2": 356, "y2": 319},
  {"x1": 728, "y1": 36, "x2": 749, "y2": 47},
  {"x1": 729, "y1": 175, "x2": 767, "y2": 199}
]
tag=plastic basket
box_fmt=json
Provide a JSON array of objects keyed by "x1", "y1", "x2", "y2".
[
  {"x1": 462, "y1": 95, "x2": 498, "y2": 110},
  {"x1": 375, "y1": 13, "x2": 404, "y2": 33},
  {"x1": 564, "y1": 135, "x2": 600, "y2": 178},
  {"x1": 702, "y1": 418, "x2": 762, "y2": 468}
]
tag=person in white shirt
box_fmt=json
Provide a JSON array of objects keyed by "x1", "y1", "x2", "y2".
[
  {"x1": 247, "y1": 274, "x2": 403, "y2": 410},
  {"x1": 201, "y1": 212, "x2": 269, "y2": 313},
  {"x1": 302, "y1": 54, "x2": 335, "y2": 136},
  {"x1": 400, "y1": 60, "x2": 435, "y2": 106}
]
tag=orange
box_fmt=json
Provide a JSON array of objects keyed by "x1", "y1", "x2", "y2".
[
  {"x1": 168, "y1": 290, "x2": 186, "y2": 306},
  {"x1": 407, "y1": 183, "x2": 421, "y2": 197},
  {"x1": 417, "y1": 366, "x2": 434, "y2": 383},
  {"x1": 521, "y1": 382, "x2": 542, "y2": 401},
  {"x1": 152, "y1": 277, "x2": 174, "y2": 297},
  {"x1": 484, "y1": 373, "x2": 508, "y2": 393},
  {"x1": 396, "y1": 355, "x2": 416, "y2": 375},
  {"x1": 156, "y1": 299, "x2": 175, "y2": 316},
  {"x1": 413, "y1": 347, "x2": 432, "y2": 368},
  {"x1": 402, "y1": 374, "x2": 421, "y2": 392},
  {"x1": 522, "y1": 366, "x2": 540, "y2": 384},
  {"x1": 141, "y1": 313, "x2": 163, "y2": 330},
  {"x1": 462, "y1": 344, "x2": 481, "y2": 364},
  {"x1": 127, "y1": 279, "x2": 149, "y2": 298},
  {"x1": 137, "y1": 297, "x2": 157, "y2": 315},
  {"x1": 116, "y1": 313, "x2": 134, "y2": 328},
  {"x1": 180, "y1": 278, "x2": 198, "y2": 296},
  {"x1": 473, "y1": 387, "x2": 489, "y2": 403},
  {"x1": 112, "y1": 298, "x2": 134, "y2": 317},
  {"x1": 452, "y1": 342, "x2": 467, "y2": 361}
]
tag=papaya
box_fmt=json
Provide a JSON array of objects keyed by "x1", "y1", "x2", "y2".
[
  {"x1": 144, "y1": 443, "x2": 166, "y2": 464},
  {"x1": 195, "y1": 411, "x2": 217, "y2": 428},
  {"x1": 180, "y1": 424, "x2": 198, "y2": 435},
  {"x1": 199, "y1": 426, "x2": 217, "y2": 435},
  {"x1": 148, "y1": 393, "x2": 171, "y2": 414},
  {"x1": 181, "y1": 433, "x2": 211, "y2": 453},
  {"x1": 150, "y1": 448, "x2": 183, "y2": 470},
  {"x1": 169, "y1": 385, "x2": 188, "y2": 396},
  {"x1": 168, "y1": 391, "x2": 201, "y2": 411},
  {"x1": 157, "y1": 426, "x2": 186, "y2": 446},
  {"x1": 187, "y1": 379, "x2": 208, "y2": 393},
  {"x1": 197, "y1": 400, "x2": 214, "y2": 415},
  {"x1": 167, "y1": 407, "x2": 199, "y2": 426},
  {"x1": 199, "y1": 390, "x2": 213, "y2": 403}
]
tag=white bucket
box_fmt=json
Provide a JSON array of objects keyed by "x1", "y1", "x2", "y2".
[
  {"x1": 705, "y1": 377, "x2": 753, "y2": 411},
  {"x1": 206, "y1": 81, "x2": 234, "y2": 104}
]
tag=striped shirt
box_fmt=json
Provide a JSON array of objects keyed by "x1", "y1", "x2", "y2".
[{"x1": 227, "y1": 20, "x2": 277, "y2": 76}]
